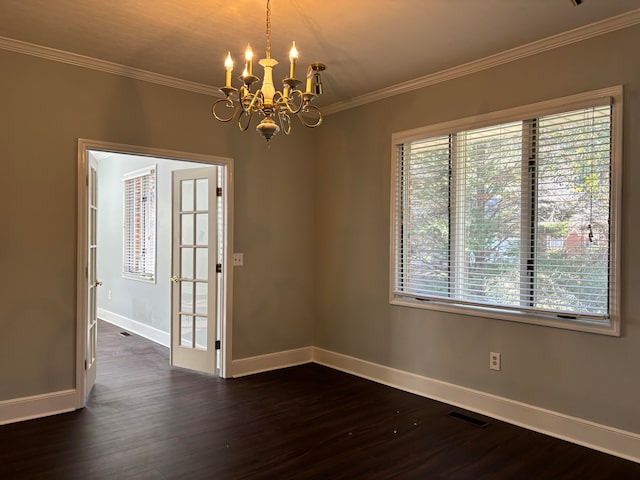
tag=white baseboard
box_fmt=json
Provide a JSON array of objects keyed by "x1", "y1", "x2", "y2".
[
  {"x1": 312, "y1": 347, "x2": 640, "y2": 464},
  {"x1": 231, "y1": 347, "x2": 313, "y2": 377},
  {"x1": 97, "y1": 308, "x2": 170, "y2": 347},
  {"x1": 0, "y1": 389, "x2": 77, "y2": 425},
  {"x1": 4, "y1": 340, "x2": 637, "y2": 463}
]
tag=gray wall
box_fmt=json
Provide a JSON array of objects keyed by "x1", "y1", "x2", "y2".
[
  {"x1": 2, "y1": 21, "x2": 639, "y2": 438},
  {"x1": 96, "y1": 153, "x2": 206, "y2": 335},
  {"x1": 0, "y1": 49, "x2": 316, "y2": 399},
  {"x1": 314, "y1": 25, "x2": 640, "y2": 434}
]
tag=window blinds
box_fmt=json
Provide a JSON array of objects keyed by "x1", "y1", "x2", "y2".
[
  {"x1": 394, "y1": 104, "x2": 612, "y2": 320},
  {"x1": 123, "y1": 167, "x2": 156, "y2": 281}
]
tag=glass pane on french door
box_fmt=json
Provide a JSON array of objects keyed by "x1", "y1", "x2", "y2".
[{"x1": 179, "y1": 177, "x2": 208, "y2": 351}]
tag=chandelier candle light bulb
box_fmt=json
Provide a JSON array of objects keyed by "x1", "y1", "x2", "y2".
[
  {"x1": 224, "y1": 52, "x2": 233, "y2": 88},
  {"x1": 305, "y1": 67, "x2": 312, "y2": 94},
  {"x1": 289, "y1": 42, "x2": 298, "y2": 79},
  {"x1": 211, "y1": 0, "x2": 326, "y2": 143},
  {"x1": 245, "y1": 44, "x2": 253, "y2": 76}
]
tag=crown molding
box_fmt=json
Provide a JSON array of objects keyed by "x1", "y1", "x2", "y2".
[
  {"x1": 0, "y1": 36, "x2": 222, "y2": 97},
  {"x1": 2, "y1": 8, "x2": 639, "y2": 111},
  {"x1": 323, "y1": 8, "x2": 640, "y2": 115}
]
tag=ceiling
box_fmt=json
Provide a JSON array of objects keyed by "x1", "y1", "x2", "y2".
[{"x1": 1, "y1": 0, "x2": 640, "y2": 109}]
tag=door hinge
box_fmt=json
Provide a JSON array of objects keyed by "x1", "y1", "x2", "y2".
[
  {"x1": 215, "y1": 340, "x2": 221, "y2": 350},
  {"x1": 216, "y1": 263, "x2": 222, "y2": 273},
  {"x1": 216, "y1": 187, "x2": 222, "y2": 197}
]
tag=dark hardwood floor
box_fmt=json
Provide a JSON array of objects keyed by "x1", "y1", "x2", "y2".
[{"x1": 1, "y1": 320, "x2": 639, "y2": 479}]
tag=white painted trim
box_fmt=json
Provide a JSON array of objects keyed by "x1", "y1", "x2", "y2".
[
  {"x1": 231, "y1": 347, "x2": 313, "y2": 378},
  {"x1": 0, "y1": 36, "x2": 221, "y2": 97},
  {"x1": 76, "y1": 141, "x2": 89, "y2": 408},
  {"x1": 323, "y1": 8, "x2": 640, "y2": 115},
  {"x1": 0, "y1": 390, "x2": 77, "y2": 425},
  {"x1": 312, "y1": 347, "x2": 640, "y2": 464},
  {"x1": 97, "y1": 308, "x2": 170, "y2": 348},
  {"x1": 2, "y1": 9, "x2": 639, "y2": 113},
  {"x1": 392, "y1": 86, "x2": 621, "y2": 144},
  {"x1": 77, "y1": 139, "x2": 235, "y2": 385},
  {"x1": 219, "y1": 157, "x2": 235, "y2": 379},
  {"x1": 389, "y1": 86, "x2": 623, "y2": 337}
]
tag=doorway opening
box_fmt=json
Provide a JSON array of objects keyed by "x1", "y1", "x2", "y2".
[{"x1": 76, "y1": 140, "x2": 234, "y2": 406}]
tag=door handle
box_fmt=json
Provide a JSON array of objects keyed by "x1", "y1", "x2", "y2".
[
  {"x1": 170, "y1": 275, "x2": 180, "y2": 283},
  {"x1": 94, "y1": 280, "x2": 103, "y2": 287}
]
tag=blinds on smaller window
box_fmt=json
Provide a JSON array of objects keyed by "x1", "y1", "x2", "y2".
[
  {"x1": 123, "y1": 167, "x2": 156, "y2": 282},
  {"x1": 393, "y1": 99, "x2": 616, "y2": 323}
]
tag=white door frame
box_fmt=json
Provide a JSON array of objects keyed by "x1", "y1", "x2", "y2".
[{"x1": 75, "y1": 139, "x2": 234, "y2": 407}]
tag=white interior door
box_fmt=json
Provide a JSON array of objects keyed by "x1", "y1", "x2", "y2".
[
  {"x1": 85, "y1": 156, "x2": 99, "y2": 398},
  {"x1": 171, "y1": 167, "x2": 218, "y2": 374}
]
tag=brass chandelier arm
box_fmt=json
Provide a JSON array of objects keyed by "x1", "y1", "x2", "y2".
[
  {"x1": 238, "y1": 110, "x2": 253, "y2": 132},
  {"x1": 243, "y1": 88, "x2": 263, "y2": 114},
  {"x1": 275, "y1": 90, "x2": 304, "y2": 115},
  {"x1": 298, "y1": 104, "x2": 323, "y2": 128},
  {"x1": 278, "y1": 111, "x2": 293, "y2": 135},
  {"x1": 212, "y1": 98, "x2": 239, "y2": 122}
]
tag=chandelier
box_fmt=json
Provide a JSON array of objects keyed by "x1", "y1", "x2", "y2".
[{"x1": 212, "y1": 0, "x2": 326, "y2": 143}]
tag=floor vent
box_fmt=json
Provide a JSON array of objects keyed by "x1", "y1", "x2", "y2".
[
  {"x1": 448, "y1": 411, "x2": 489, "y2": 428},
  {"x1": 119, "y1": 331, "x2": 131, "y2": 337}
]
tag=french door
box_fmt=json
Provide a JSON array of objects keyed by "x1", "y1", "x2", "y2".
[
  {"x1": 171, "y1": 167, "x2": 218, "y2": 374},
  {"x1": 78, "y1": 141, "x2": 233, "y2": 407},
  {"x1": 85, "y1": 155, "x2": 99, "y2": 398}
]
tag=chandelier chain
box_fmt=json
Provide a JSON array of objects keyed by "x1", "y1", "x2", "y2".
[{"x1": 265, "y1": 0, "x2": 272, "y2": 58}]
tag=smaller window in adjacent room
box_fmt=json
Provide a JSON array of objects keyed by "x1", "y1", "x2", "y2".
[
  {"x1": 390, "y1": 87, "x2": 622, "y2": 335},
  {"x1": 122, "y1": 166, "x2": 157, "y2": 282}
]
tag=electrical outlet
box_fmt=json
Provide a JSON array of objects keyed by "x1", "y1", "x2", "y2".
[
  {"x1": 490, "y1": 352, "x2": 501, "y2": 371},
  {"x1": 233, "y1": 253, "x2": 244, "y2": 266}
]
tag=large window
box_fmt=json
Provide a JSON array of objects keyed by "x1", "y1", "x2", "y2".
[
  {"x1": 123, "y1": 166, "x2": 157, "y2": 282},
  {"x1": 391, "y1": 88, "x2": 621, "y2": 335}
]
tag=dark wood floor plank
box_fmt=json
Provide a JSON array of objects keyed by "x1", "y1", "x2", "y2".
[{"x1": 1, "y1": 320, "x2": 639, "y2": 479}]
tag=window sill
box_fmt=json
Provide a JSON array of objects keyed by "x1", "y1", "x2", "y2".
[
  {"x1": 122, "y1": 274, "x2": 156, "y2": 284},
  {"x1": 390, "y1": 295, "x2": 620, "y2": 336}
]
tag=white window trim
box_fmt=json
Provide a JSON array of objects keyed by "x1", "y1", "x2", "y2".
[
  {"x1": 390, "y1": 86, "x2": 622, "y2": 336},
  {"x1": 122, "y1": 165, "x2": 157, "y2": 283}
]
